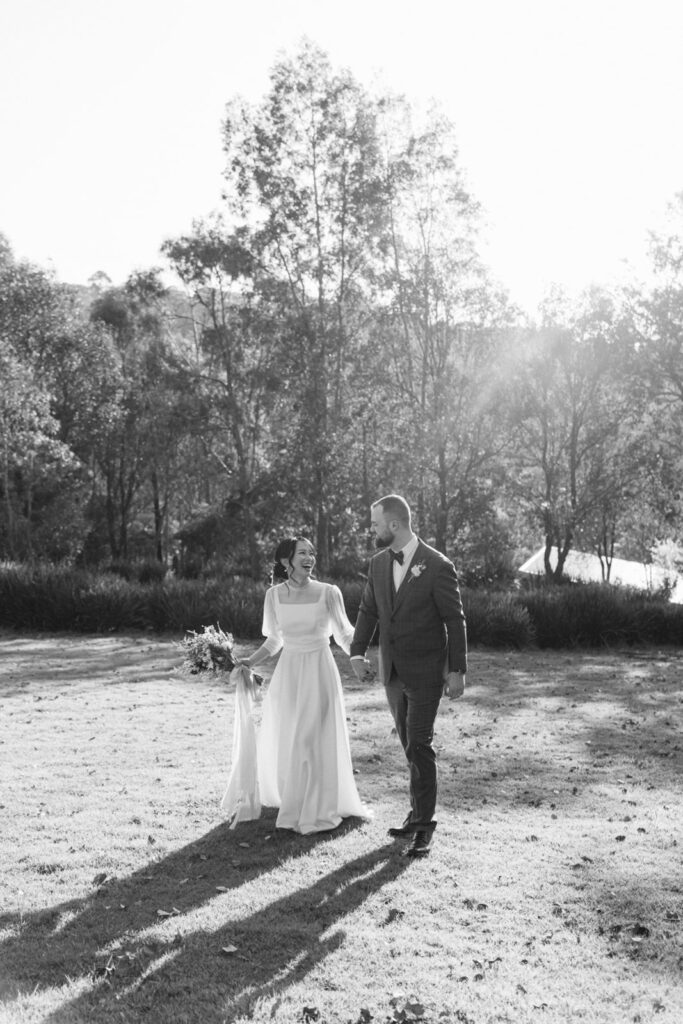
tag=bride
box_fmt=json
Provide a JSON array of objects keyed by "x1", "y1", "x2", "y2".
[{"x1": 225, "y1": 537, "x2": 371, "y2": 835}]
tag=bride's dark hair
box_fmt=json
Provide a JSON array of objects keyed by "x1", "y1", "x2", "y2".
[{"x1": 271, "y1": 537, "x2": 314, "y2": 585}]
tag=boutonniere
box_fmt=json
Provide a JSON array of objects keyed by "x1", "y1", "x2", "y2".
[{"x1": 409, "y1": 561, "x2": 427, "y2": 580}]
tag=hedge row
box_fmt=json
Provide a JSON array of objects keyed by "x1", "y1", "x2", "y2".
[{"x1": 0, "y1": 564, "x2": 681, "y2": 648}]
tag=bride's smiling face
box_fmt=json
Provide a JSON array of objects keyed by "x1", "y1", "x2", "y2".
[{"x1": 283, "y1": 540, "x2": 316, "y2": 578}]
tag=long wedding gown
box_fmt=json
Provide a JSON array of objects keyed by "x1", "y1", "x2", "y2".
[{"x1": 251, "y1": 582, "x2": 369, "y2": 834}]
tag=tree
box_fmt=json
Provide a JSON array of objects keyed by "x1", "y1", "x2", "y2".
[
  {"x1": 623, "y1": 193, "x2": 683, "y2": 554},
  {"x1": 163, "y1": 225, "x2": 286, "y2": 575},
  {"x1": 88, "y1": 271, "x2": 187, "y2": 562},
  {"x1": 0, "y1": 243, "x2": 89, "y2": 559},
  {"x1": 373, "y1": 99, "x2": 514, "y2": 553},
  {"x1": 505, "y1": 289, "x2": 631, "y2": 581},
  {"x1": 216, "y1": 40, "x2": 388, "y2": 569},
  {"x1": 0, "y1": 341, "x2": 77, "y2": 558}
]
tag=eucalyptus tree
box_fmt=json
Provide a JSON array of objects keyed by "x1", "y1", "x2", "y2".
[
  {"x1": 163, "y1": 224, "x2": 289, "y2": 575},
  {"x1": 215, "y1": 40, "x2": 389, "y2": 569},
  {"x1": 505, "y1": 288, "x2": 634, "y2": 581},
  {"x1": 623, "y1": 193, "x2": 683, "y2": 547},
  {"x1": 0, "y1": 242, "x2": 93, "y2": 559},
  {"x1": 0, "y1": 339, "x2": 79, "y2": 559},
  {"x1": 373, "y1": 100, "x2": 514, "y2": 554},
  {"x1": 89, "y1": 271, "x2": 187, "y2": 561}
]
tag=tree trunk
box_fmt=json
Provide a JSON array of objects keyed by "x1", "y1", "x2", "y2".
[{"x1": 151, "y1": 470, "x2": 164, "y2": 562}]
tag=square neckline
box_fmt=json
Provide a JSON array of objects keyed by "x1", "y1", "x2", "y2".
[{"x1": 275, "y1": 583, "x2": 326, "y2": 606}]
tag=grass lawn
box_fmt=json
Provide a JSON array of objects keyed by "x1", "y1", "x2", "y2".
[{"x1": 1, "y1": 631, "x2": 682, "y2": 1024}]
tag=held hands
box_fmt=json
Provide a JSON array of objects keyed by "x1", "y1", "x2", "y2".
[
  {"x1": 351, "y1": 657, "x2": 376, "y2": 683},
  {"x1": 443, "y1": 671, "x2": 466, "y2": 700}
]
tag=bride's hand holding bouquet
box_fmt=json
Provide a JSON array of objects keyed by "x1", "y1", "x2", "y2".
[{"x1": 178, "y1": 625, "x2": 262, "y2": 689}]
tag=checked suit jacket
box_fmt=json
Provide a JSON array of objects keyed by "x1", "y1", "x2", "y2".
[{"x1": 350, "y1": 539, "x2": 467, "y2": 689}]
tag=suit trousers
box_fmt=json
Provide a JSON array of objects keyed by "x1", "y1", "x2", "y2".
[{"x1": 385, "y1": 668, "x2": 442, "y2": 828}]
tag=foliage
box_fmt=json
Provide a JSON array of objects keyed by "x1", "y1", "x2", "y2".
[
  {"x1": 2, "y1": 45, "x2": 683, "y2": 579},
  {"x1": 518, "y1": 580, "x2": 683, "y2": 647},
  {"x1": 372, "y1": 98, "x2": 513, "y2": 552},
  {"x1": 0, "y1": 326, "x2": 81, "y2": 560},
  {"x1": 1, "y1": 564, "x2": 680, "y2": 648},
  {"x1": 177, "y1": 623, "x2": 236, "y2": 675},
  {"x1": 462, "y1": 589, "x2": 536, "y2": 648},
  {"x1": 503, "y1": 288, "x2": 637, "y2": 582},
  {"x1": 104, "y1": 559, "x2": 168, "y2": 584}
]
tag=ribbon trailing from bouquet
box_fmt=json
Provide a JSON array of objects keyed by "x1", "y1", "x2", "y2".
[{"x1": 220, "y1": 664, "x2": 261, "y2": 827}]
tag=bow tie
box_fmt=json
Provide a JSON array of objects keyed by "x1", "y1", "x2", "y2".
[{"x1": 390, "y1": 550, "x2": 404, "y2": 565}]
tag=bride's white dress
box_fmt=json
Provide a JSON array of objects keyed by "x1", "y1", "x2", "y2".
[{"x1": 255, "y1": 582, "x2": 369, "y2": 834}]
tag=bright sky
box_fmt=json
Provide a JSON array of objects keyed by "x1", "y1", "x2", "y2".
[{"x1": 2, "y1": 0, "x2": 682, "y2": 312}]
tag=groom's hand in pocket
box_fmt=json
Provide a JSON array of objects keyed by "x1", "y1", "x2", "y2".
[{"x1": 443, "y1": 671, "x2": 466, "y2": 700}]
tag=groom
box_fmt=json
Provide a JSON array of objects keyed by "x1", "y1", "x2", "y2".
[{"x1": 350, "y1": 494, "x2": 467, "y2": 858}]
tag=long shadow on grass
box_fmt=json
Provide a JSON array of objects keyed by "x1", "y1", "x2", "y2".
[{"x1": 0, "y1": 816, "x2": 409, "y2": 1023}]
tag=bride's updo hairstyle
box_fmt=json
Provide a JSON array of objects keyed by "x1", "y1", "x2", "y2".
[{"x1": 271, "y1": 537, "x2": 314, "y2": 585}]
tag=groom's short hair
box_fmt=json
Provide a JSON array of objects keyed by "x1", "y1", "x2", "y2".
[{"x1": 373, "y1": 494, "x2": 411, "y2": 527}]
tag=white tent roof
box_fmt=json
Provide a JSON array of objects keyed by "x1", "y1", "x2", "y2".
[{"x1": 518, "y1": 546, "x2": 683, "y2": 603}]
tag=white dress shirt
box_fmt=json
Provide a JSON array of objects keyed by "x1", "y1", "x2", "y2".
[{"x1": 392, "y1": 535, "x2": 419, "y2": 590}]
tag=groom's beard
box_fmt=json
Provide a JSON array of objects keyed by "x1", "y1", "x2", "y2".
[{"x1": 374, "y1": 535, "x2": 393, "y2": 549}]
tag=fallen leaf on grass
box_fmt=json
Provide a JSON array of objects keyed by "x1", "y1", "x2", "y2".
[
  {"x1": 215, "y1": 886, "x2": 230, "y2": 892},
  {"x1": 92, "y1": 953, "x2": 116, "y2": 980},
  {"x1": 353, "y1": 1010, "x2": 373, "y2": 1024},
  {"x1": 388, "y1": 997, "x2": 427, "y2": 1021},
  {"x1": 220, "y1": 944, "x2": 238, "y2": 955},
  {"x1": 92, "y1": 872, "x2": 108, "y2": 886},
  {"x1": 156, "y1": 908, "x2": 181, "y2": 917}
]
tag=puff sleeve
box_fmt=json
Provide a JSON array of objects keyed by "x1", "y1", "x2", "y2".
[
  {"x1": 260, "y1": 587, "x2": 284, "y2": 657},
  {"x1": 326, "y1": 584, "x2": 355, "y2": 656}
]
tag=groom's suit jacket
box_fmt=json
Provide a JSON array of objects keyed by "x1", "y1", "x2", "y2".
[{"x1": 350, "y1": 539, "x2": 467, "y2": 688}]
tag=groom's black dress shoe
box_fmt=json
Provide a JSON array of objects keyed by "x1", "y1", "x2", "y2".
[
  {"x1": 388, "y1": 814, "x2": 414, "y2": 838},
  {"x1": 403, "y1": 829, "x2": 433, "y2": 858}
]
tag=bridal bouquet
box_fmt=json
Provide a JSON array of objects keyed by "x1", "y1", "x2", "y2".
[{"x1": 178, "y1": 624, "x2": 236, "y2": 676}]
